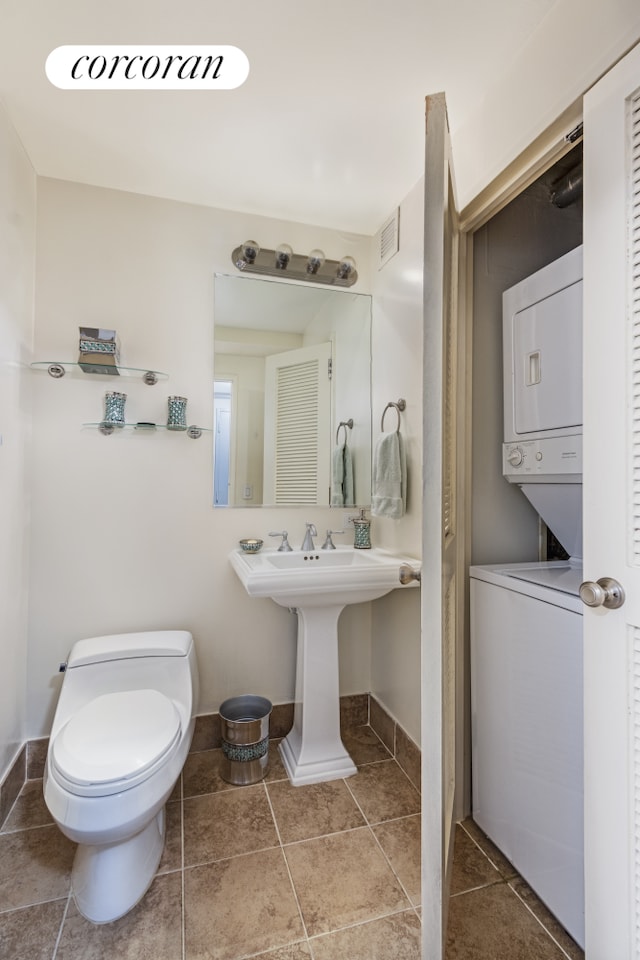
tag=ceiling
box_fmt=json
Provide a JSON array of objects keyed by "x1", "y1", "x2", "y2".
[{"x1": 0, "y1": 0, "x2": 559, "y2": 235}]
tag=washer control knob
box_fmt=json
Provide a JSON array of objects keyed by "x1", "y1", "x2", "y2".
[{"x1": 507, "y1": 446, "x2": 524, "y2": 467}]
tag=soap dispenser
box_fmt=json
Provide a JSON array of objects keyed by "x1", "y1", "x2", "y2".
[{"x1": 352, "y1": 509, "x2": 371, "y2": 549}]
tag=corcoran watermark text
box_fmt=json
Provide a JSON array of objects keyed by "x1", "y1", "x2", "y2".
[{"x1": 46, "y1": 45, "x2": 249, "y2": 90}]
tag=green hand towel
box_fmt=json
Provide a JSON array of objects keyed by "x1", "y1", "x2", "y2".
[
  {"x1": 371, "y1": 431, "x2": 406, "y2": 518},
  {"x1": 331, "y1": 443, "x2": 355, "y2": 507}
]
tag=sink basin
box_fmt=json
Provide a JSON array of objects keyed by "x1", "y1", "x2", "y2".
[
  {"x1": 229, "y1": 545, "x2": 414, "y2": 607},
  {"x1": 229, "y1": 543, "x2": 420, "y2": 786}
]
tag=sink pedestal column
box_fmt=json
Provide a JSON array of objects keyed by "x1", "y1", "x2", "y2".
[{"x1": 279, "y1": 604, "x2": 357, "y2": 786}]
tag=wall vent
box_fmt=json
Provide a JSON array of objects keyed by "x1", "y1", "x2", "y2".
[{"x1": 377, "y1": 207, "x2": 400, "y2": 270}]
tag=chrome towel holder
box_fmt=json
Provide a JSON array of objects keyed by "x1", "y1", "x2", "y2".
[
  {"x1": 336, "y1": 418, "x2": 354, "y2": 444},
  {"x1": 380, "y1": 398, "x2": 406, "y2": 432}
]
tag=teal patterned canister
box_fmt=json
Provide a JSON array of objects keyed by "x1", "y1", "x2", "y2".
[
  {"x1": 167, "y1": 396, "x2": 187, "y2": 431},
  {"x1": 103, "y1": 391, "x2": 127, "y2": 427},
  {"x1": 353, "y1": 517, "x2": 371, "y2": 549}
]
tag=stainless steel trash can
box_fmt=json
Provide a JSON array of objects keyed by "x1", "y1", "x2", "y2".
[{"x1": 219, "y1": 695, "x2": 272, "y2": 785}]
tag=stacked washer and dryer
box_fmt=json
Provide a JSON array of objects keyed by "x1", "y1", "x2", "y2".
[{"x1": 470, "y1": 245, "x2": 585, "y2": 948}]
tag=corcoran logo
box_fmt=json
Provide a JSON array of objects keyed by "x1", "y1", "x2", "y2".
[{"x1": 46, "y1": 45, "x2": 249, "y2": 90}]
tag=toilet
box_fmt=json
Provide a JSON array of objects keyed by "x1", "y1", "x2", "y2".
[{"x1": 43, "y1": 630, "x2": 199, "y2": 923}]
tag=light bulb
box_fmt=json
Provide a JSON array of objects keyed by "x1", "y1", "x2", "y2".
[
  {"x1": 306, "y1": 248, "x2": 325, "y2": 274},
  {"x1": 241, "y1": 240, "x2": 260, "y2": 264},
  {"x1": 337, "y1": 255, "x2": 356, "y2": 279},
  {"x1": 275, "y1": 243, "x2": 293, "y2": 269}
]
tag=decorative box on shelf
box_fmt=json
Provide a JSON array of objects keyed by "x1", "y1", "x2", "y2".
[{"x1": 78, "y1": 327, "x2": 121, "y2": 374}]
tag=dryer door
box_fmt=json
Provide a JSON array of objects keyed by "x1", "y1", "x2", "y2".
[
  {"x1": 502, "y1": 246, "x2": 583, "y2": 443},
  {"x1": 512, "y1": 278, "x2": 582, "y2": 435}
]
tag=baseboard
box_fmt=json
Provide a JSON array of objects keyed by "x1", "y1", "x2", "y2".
[
  {"x1": 190, "y1": 692, "x2": 421, "y2": 792},
  {"x1": 1, "y1": 692, "x2": 421, "y2": 828}
]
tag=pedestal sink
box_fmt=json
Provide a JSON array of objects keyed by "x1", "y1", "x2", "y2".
[{"x1": 229, "y1": 545, "x2": 420, "y2": 786}]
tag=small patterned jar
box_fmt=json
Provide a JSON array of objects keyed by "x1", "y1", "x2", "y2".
[
  {"x1": 167, "y1": 395, "x2": 188, "y2": 431},
  {"x1": 353, "y1": 517, "x2": 371, "y2": 549},
  {"x1": 103, "y1": 391, "x2": 127, "y2": 427}
]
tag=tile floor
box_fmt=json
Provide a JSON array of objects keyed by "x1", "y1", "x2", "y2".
[{"x1": 0, "y1": 725, "x2": 584, "y2": 960}]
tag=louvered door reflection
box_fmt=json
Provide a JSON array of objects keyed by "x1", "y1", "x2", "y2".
[{"x1": 263, "y1": 342, "x2": 331, "y2": 505}]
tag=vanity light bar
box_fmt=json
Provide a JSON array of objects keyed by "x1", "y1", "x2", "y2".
[{"x1": 231, "y1": 243, "x2": 358, "y2": 287}]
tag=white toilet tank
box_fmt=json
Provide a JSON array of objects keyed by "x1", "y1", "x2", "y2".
[{"x1": 69, "y1": 630, "x2": 193, "y2": 665}]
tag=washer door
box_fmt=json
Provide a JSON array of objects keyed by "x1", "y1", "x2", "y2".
[{"x1": 51, "y1": 689, "x2": 181, "y2": 797}]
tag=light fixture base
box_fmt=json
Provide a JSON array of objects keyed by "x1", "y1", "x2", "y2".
[{"x1": 232, "y1": 246, "x2": 358, "y2": 287}]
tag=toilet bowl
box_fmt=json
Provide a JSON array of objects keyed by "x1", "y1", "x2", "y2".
[{"x1": 43, "y1": 630, "x2": 199, "y2": 923}]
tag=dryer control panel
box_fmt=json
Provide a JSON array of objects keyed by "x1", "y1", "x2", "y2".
[{"x1": 502, "y1": 435, "x2": 582, "y2": 483}]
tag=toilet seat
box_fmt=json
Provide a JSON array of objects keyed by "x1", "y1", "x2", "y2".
[{"x1": 51, "y1": 689, "x2": 181, "y2": 798}]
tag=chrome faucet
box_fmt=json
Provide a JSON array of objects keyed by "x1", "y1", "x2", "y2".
[
  {"x1": 321, "y1": 529, "x2": 345, "y2": 550},
  {"x1": 269, "y1": 530, "x2": 293, "y2": 552},
  {"x1": 301, "y1": 522, "x2": 317, "y2": 551}
]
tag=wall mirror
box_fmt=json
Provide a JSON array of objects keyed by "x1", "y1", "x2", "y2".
[{"x1": 214, "y1": 274, "x2": 372, "y2": 507}]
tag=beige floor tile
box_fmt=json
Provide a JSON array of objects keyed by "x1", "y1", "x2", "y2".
[
  {"x1": 185, "y1": 847, "x2": 304, "y2": 960},
  {"x1": 182, "y1": 748, "x2": 239, "y2": 798},
  {"x1": 450, "y1": 823, "x2": 503, "y2": 896},
  {"x1": 310, "y1": 911, "x2": 422, "y2": 960},
  {"x1": 284, "y1": 827, "x2": 410, "y2": 937},
  {"x1": 183, "y1": 785, "x2": 278, "y2": 866},
  {"x1": 0, "y1": 824, "x2": 75, "y2": 911},
  {"x1": 341, "y1": 726, "x2": 392, "y2": 766},
  {"x1": 446, "y1": 883, "x2": 568, "y2": 959},
  {"x1": 267, "y1": 778, "x2": 365, "y2": 843},
  {"x1": 0, "y1": 754, "x2": 582, "y2": 960},
  {"x1": 372, "y1": 815, "x2": 421, "y2": 906},
  {"x1": 157, "y1": 800, "x2": 182, "y2": 874},
  {"x1": 1, "y1": 780, "x2": 53, "y2": 833},
  {"x1": 253, "y1": 943, "x2": 312, "y2": 960},
  {"x1": 346, "y1": 761, "x2": 421, "y2": 824},
  {"x1": 167, "y1": 774, "x2": 182, "y2": 803},
  {"x1": 191, "y1": 714, "x2": 221, "y2": 752},
  {"x1": 56, "y1": 872, "x2": 182, "y2": 960},
  {"x1": 0, "y1": 898, "x2": 66, "y2": 960},
  {"x1": 184, "y1": 744, "x2": 285, "y2": 797},
  {"x1": 510, "y1": 878, "x2": 584, "y2": 960},
  {"x1": 264, "y1": 741, "x2": 289, "y2": 783},
  {"x1": 27, "y1": 740, "x2": 49, "y2": 780},
  {"x1": 461, "y1": 818, "x2": 519, "y2": 880}
]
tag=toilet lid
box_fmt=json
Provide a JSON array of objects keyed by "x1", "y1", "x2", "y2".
[{"x1": 52, "y1": 689, "x2": 181, "y2": 791}]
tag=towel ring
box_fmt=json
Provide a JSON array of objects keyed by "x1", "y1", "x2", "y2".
[
  {"x1": 381, "y1": 399, "x2": 406, "y2": 433},
  {"x1": 336, "y1": 418, "x2": 354, "y2": 445}
]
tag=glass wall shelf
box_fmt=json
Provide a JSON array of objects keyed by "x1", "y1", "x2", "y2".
[
  {"x1": 30, "y1": 361, "x2": 168, "y2": 385},
  {"x1": 83, "y1": 422, "x2": 210, "y2": 439}
]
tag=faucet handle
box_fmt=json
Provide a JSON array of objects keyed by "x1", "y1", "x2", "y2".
[
  {"x1": 301, "y1": 522, "x2": 318, "y2": 551},
  {"x1": 268, "y1": 530, "x2": 293, "y2": 552},
  {"x1": 321, "y1": 529, "x2": 345, "y2": 550}
]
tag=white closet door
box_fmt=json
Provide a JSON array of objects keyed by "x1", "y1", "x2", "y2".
[
  {"x1": 263, "y1": 341, "x2": 331, "y2": 505},
  {"x1": 583, "y1": 39, "x2": 640, "y2": 959}
]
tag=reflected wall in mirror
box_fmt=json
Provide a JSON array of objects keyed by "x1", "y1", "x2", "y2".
[{"x1": 214, "y1": 274, "x2": 372, "y2": 507}]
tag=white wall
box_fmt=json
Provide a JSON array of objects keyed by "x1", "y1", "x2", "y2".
[
  {"x1": 27, "y1": 178, "x2": 374, "y2": 739},
  {"x1": 0, "y1": 100, "x2": 35, "y2": 778},
  {"x1": 370, "y1": 178, "x2": 424, "y2": 746},
  {"x1": 453, "y1": 0, "x2": 640, "y2": 210}
]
